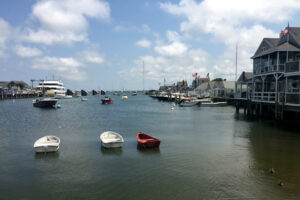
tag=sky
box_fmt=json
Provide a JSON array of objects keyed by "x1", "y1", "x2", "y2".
[{"x1": 1, "y1": 0, "x2": 300, "y2": 90}]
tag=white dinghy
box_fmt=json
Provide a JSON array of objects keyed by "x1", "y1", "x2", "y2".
[
  {"x1": 100, "y1": 131, "x2": 124, "y2": 148},
  {"x1": 33, "y1": 135, "x2": 61, "y2": 153}
]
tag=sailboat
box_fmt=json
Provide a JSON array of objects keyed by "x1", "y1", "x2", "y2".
[{"x1": 121, "y1": 89, "x2": 128, "y2": 99}]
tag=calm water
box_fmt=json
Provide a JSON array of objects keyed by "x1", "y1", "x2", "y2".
[{"x1": 1, "y1": 95, "x2": 300, "y2": 200}]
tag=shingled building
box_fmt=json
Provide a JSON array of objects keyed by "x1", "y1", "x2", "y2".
[{"x1": 251, "y1": 26, "x2": 300, "y2": 107}]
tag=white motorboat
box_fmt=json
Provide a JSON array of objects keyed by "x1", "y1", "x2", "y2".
[
  {"x1": 81, "y1": 97, "x2": 88, "y2": 101},
  {"x1": 33, "y1": 135, "x2": 60, "y2": 153},
  {"x1": 201, "y1": 102, "x2": 227, "y2": 107},
  {"x1": 100, "y1": 131, "x2": 124, "y2": 148},
  {"x1": 122, "y1": 94, "x2": 128, "y2": 99},
  {"x1": 55, "y1": 94, "x2": 72, "y2": 99},
  {"x1": 179, "y1": 100, "x2": 202, "y2": 107}
]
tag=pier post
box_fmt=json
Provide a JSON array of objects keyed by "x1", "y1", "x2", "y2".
[{"x1": 235, "y1": 101, "x2": 240, "y2": 113}]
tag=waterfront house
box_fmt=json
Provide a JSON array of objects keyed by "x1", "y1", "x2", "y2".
[
  {"x1": 192, "y1": 77, "x2": 210, "y2": 89},
  {"x1": 176, "y1": 80, "x2": 188, "y2": 93},
  {"x1": 251, "y1": 26, "x2": 300, "y2": 106},
  {"x1": 235, "y1": 72, "x2": 253, "y2": 99},
  {"x1": 193, "y1": 80, "x2": 235, "y2": 98},
  {"x1": 212, "y1": 81, "x2": 236, "y2": 98},
  {"x1": 159, "y1": 84, "x2": 176, "y2": 92}
]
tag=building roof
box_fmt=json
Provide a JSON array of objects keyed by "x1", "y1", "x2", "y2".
[
  {"x1": 252, "y1": 27, "x2": 300, "y2": 59},
  {"x1": 223, "y1": 81, "x2": 235, "y2": 89},
  {"x1": 195, "y1": 82, "x2": 210, "y2": 91},
  {"x1": 237, "y1": 71, "x2": 253, "y2": 83}
]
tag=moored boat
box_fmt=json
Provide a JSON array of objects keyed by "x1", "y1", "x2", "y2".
[
  {"x1": 55, "y1": 94, "x2": 72, "y2": 99},
  {"x1": 33, "y1": 135, "x2": 60, "y2": 153},
  {"x1": 179, "y1": 100, "x2": 202, "y2": 107},
  {"x1": 81, "y1": 97, "x2": 88, "y2": 101},
  {"x1": 137, "y1": 131, "x2": 160, "y2": 148},
  {"x1": 101, "y1": 96, "x2": 114, "y2": 104},
  {"x1": 100, "y1": 131, "x2": 124, "y2": 148},
  {"x1": 33, "y1": 98, "x2": 58, "y2": 108},
  {"x1": 201, "y1": 102, "x2": 227, "y2": 107},
  {"x1": 122, "y1": 94, "x2": 128, "y2": 99}
]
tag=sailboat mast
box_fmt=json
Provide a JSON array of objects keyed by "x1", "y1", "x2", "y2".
[
  {"x1": 142, "y1": 61, "x2": 145, "y2": 93},
  {"x1": 235, "y1": 44, "x2": 238, "y2": 82}
]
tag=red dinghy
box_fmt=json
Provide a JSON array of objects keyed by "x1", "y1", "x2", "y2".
[{"x1": 137, "y1": 131, "x2": 161, "y2": 148}]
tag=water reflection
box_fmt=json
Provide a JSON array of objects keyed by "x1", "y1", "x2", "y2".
[
  {"x1": 34, "y1": 152, "x2": 60, "y2": 160},
  {"x1": 247, "y1": 120, "x2": 300, "y2": 199},
  {"x1": 100, "y1": 147, "x2": 123, "y2": 155},
  {"x1": 137, "y1": 145, "x2": 160, "y2": 154}
]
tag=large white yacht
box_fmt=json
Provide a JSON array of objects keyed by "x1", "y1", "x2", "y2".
[{"x1": 36, "y1": 80, "x2": 71, "y2": 99}]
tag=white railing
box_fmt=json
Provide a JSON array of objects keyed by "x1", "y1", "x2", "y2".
[{"x1": 253, "y1": 92, "x2": 276, "y2": 102}]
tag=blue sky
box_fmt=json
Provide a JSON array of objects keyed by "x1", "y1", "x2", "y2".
[{"x1": 0, "y1": 0, "x2": 300, "y2": 90}]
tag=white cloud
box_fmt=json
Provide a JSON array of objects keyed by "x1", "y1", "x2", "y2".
[
  {"x1": 32, "y1": 50, "x2": 105, "y2": 81},
  {"x1": 154, "y1": 41, "x2": 187, "y2": 56},
  {"x1": 135, "y1": 39, "x2": 151, "y2": 48},
  {"x1": 14, "y1": 45, "x2": 42, "y2": 58},
  {"x1": 113, "y1": 24, "x2": 151, "y2": 33},
  {"x1": 166, "y1": 30, "x2": 180, "y2": 42},
  {"x1": 119, "y1": 47, "x2": 210, "y2": 83},
  {"x1": 160, "y1": 0, "x2": 300, "y2": 79},
  {"x1": 0, "y1": 18, "x2": 11, "y2": 58},
  {"x1": 80, "y1": 51, "x2": 105, "y2": 64},
  {"x1": 33, "y1": 56, "x2": 86, "y2": 80},
  {"x1": 22, "y1": 0, "x2": 110, "y2": 45}
]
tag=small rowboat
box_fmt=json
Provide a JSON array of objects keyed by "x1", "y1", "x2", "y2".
[
  {"x1": 33, "y1": 135, "x2": 60, "y2": 153},
  {"x1": 137, "y1": 131, "x2": 160, "y2": 148},
  {"x1": 100, "y1": 131, "x2": 124, "y2": 148}
]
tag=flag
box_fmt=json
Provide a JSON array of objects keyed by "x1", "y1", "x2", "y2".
[
  {"x1": 206, "y1": 73, "x2": 209, "y2": 78},
  {"x1": 158, "y1": 82, "x2": 161, "y2": 86},
  {"x1": 192, "y1": 72, "x2": 197, "y2": 77},
  {"x1": 280, "y1": 29, "x2": 288, "y2": 36},
  {"x1": 280, "y1": 24, "x2": 289, "y2": 37}
]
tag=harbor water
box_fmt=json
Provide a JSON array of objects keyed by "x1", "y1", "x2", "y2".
[{"x1": 1, "y1": 95, "x2": 300, "y2": 200}]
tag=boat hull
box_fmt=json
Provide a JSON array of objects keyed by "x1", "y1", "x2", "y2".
[
  {"x1": 201, "y1": 102, "x2": 227, "y2": 107},
  {"x1": 101, "y1": 99, "x2": 114, "y2": 104},
  {"x1": 101, "y1": 142, "x2": 123, "y2": 148},
  {"x1": 137, "y1": 132, "x2": 160, "y2": 148},
  {"x1": 179, "y1": 101, "x2": 201, "y2": 107},
  {"x1": 33, "y1": 99, "x2": 58, "y2": 108},
  {"x1": 34, "y1": 145, "x2": 59, "y2": 153}
]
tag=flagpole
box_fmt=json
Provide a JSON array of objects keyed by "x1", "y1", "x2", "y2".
[{"x1": 287, "y1": 23, "x2": 289, "y2": 63}]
